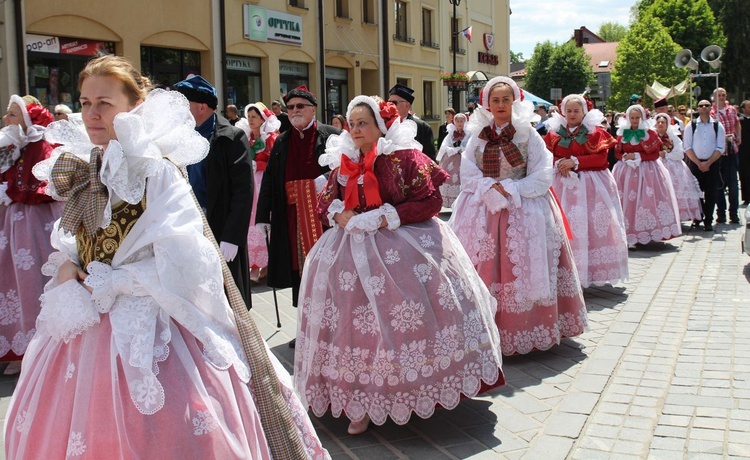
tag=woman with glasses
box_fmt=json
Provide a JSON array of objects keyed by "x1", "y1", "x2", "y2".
[
  {"x1": 612, "y1": 105, "x2": 681, "y2": 246},
  {"x1": 450, "y1": 77, "x2": 588, "y2": 355},
  {"x1": 654, "y1": 113, "x2": 703, "y2": 222},
  {"x1": 295, "y1": 95, "x2": 504, "y2": 435},
  {"x1": 0, "y1": 95, "x2": 62, "y2": 375},
  {"x1": 544, "y1": 94, "x2": 628, "y2": 288}
]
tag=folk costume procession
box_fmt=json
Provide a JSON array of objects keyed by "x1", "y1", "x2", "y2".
[{"x1": 0, "y1": 48, "x2": 742, "y2": 456}]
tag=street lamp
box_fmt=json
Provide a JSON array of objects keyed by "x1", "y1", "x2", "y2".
[
  {"x1": 675, "y1": 45, "x2": 723, "y2": 110},
  {"x1": 449, "y1": 0, "x2": 461, "y2": 113}
]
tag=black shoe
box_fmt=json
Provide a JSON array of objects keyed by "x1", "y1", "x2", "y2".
[
  {"x1": 730, "y1": 216, "x2": 740, "y2": 224},
  {"x1": 704, "y1": 224, "x2": 714, "y2": 231},
  {"x1": 716, "y1": 217, "x2": 726, "y2": 224},
  {"x1": 288, "y1": 338, "x2": 296, "y2": 348},
  {"x1": 692, "y1": 220, "x2": 702, "y2": 228}
]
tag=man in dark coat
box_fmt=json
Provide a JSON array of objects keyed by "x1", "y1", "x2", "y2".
[
  {"x1": 174, "y1": 75, "x2": 254, "y2": 306},
  {"x1": 271, "y1": 100, "x2": 292, "y2": 133},
  {"x1": 387, "y1": 83, "x2": 436, "y2": 160},
  {"x1": 255, "y1": 86, "x2": 340, "y2": 347},
  {"x1": 437, "y1": 107, "x2": 455, "y2": 148}
]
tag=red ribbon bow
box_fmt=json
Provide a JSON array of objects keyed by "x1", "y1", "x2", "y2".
[{"x1": 339, "y1": 146, "x2": 382, "y2": 210}]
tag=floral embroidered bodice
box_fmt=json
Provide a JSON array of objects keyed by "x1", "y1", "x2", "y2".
[{"x1": 76, "y1": 196, "x2": 146, "y2": 269}]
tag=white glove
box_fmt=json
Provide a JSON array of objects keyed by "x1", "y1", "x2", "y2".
[
  {"x1": 219, "y1": 241, "x2": 239, "y2": 262},
  {"x1": 345, "y1": 209, "x2": 384, "y2": 235},
  {"x1": 0, "y1": 182, "x2": 10, "y2": 206},
  {"x1": 255, "y1": 223, "x2": 271, "y2": 239}
]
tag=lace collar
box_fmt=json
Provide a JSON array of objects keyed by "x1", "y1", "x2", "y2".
[
  {"x1": 34, "y1": 89, "x2": 209, "y2": 207},
  {"x1": 319, "y1": 116, "x2": 421, "y2": 170}
]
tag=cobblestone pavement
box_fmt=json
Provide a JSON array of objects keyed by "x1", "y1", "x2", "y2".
[{"x1": 1, "y1": 218, "x2": 748, "y2": 459}]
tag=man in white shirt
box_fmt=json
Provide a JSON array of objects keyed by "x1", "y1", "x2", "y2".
[{"x1": 684, "y1": 99, "x2": 726, "y2": 231}]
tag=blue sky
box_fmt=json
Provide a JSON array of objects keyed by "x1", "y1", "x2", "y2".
[{"x1": 509, "y1": 0, "x2": 638, "y2": 60}]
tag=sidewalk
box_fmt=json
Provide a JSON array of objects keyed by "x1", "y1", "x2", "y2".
[{"x1": 1, "y1": 220, "x2": 748, "y2": 459}]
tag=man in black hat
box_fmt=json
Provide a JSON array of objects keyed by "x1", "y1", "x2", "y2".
[
  {"x1": 255, "y1": 86, "x2": 340, "y2": 347},
  {"x1": 174, "y1": 75, "x2": 254, "y2": 306},
  {"x1": 388, "y1": 83, "x2": 436, "y2": 160}
]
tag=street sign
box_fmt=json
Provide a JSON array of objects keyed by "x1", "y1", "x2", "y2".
[{"x1": 550, "y1": 88, "x2": 562, "y2": 100}]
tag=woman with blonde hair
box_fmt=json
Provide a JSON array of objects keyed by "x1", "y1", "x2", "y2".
[
  {"x1": 4, "y1": 55, "x2": 328, "y2": 459},
  {"x1": 450, "y1": 77, "x2": 588, "y2": 355},
  {"x1": 544, "y1": 94, "x2": 628, "y2": 287},
  {"x1": 0, "y1": 95, "x2": 61, "y2": 375}
]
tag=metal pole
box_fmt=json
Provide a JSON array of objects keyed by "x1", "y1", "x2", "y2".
[{"x1": 450, "y1": 0, "x2": 460, "y2": 113}]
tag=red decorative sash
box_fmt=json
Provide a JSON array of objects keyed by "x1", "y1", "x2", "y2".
[{"x1": 285, "y1": 179, "x2": 323, "y2": 267}]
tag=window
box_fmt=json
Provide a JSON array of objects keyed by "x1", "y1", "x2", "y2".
[
  {"x1": 449, "y1": 17, "x2": 465, "y2": 54},
  {"x1": 336, "y1": 0, "x2": 349, "y2": 18},
  {"x1": 423, "y1": 81, "x2": 434, "y2": 118},
  {"x1": 394, "y1": 1, "x2": 408, "y2": 41},
  {"x1": 363, "y1": 0, "x2": 375, "y2": 24},
  {"x1": 141, "y1": 46, "x2": 201, "y2": 89},
  {"x1": 289, "y1": 0, "x2": 305, "y2": 8},
  {"x1": 421, "y1": 8, "x2": 437, "y2": 48}
]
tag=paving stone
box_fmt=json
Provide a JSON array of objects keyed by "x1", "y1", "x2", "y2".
[{"x1": 543, "y1": 413, "x2": 587, "y2": 438}]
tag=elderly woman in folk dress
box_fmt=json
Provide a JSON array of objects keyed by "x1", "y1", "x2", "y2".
[
  {"x1": 449, "y1": 77, "x2": 588, "y2": 355},
  {"x1": 436, "y1": 112, "x2": 469, "y2": 208},
  {"x1": 237, "y1": 102, "x2": 280, "y2": 282},
  {"x1": 543, "y1": 94, "x2": 628, "y2": 288},
  {"x1": 4, "y1": 55, "x2": 329, "y2": 459},
  {"x1": 652, "y1": 112, "x2": 703, "y2": 223},
  {"x1": 612, "y1": 105, "x2": 681, "y2": 246},
  {"x1": 295, "y1": 95, "x2": 504, "y2": 436},
  {"x1": 0, "y1": 95, "x2": 62, "y2": 375}
]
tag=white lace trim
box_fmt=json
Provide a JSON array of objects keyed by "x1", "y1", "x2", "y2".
[
  {"x1": 0, "y1": 182, "x2": 10, "y2": 206},
  {"x1": 34, "y1": 89, "x2": 209, "y2": 206},
  {"x1": 327, "y1": 199, "x2": 345, "y2": 227},
  {"x1": 320, "y1": 118, "x2": 421, "y2": 170},
  {"x1": 381, "y1": 203, "x2": 400, "y2": 230},
  {"x1": 83, "y1": 261, "x2": 134, "y2": 313}
]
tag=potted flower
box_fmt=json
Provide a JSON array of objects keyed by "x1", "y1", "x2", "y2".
[{"x1": 440, "y1": 72, "x2": 469, "y2": 89}]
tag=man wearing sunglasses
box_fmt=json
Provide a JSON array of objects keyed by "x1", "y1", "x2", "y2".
[
  {"x1": 387, "y1": 83, "x2": 436, "y2": 160},
  {"x1": 711, "y1": 87, "x2": 742, "y2": 224},
  {"x1": 684, "y1": 100, "x2": 726, "y2": 231},
  {"x1": 255, "y1": 86, "x2": 340, "y2": 348}
]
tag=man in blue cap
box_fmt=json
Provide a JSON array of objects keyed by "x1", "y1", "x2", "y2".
[
  {"x1": 388, "y1": 83, "x2": 436, "y2": 160},
  {"x1": 174, "y1": 74, "x2": 254, "y2": 306}
]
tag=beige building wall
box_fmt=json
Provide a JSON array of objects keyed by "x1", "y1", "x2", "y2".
[{"x1": 389, "y1": 0, "x2": 510, "y2": 133}]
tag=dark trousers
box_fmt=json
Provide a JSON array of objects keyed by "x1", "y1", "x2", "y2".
[
  {"x1": 716, "y1": 148, "x2": 740, "y2": 220},
  {"x1": 690, "y1": 160, "x2": 721, "y2": 226},
  {"x1": 739, "y1": 149, "x2": 750, "y2": 203}
]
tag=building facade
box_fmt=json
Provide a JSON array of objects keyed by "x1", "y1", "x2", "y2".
[{"x1": 2, "y1": 0, "x2": 509, "y2": 134}]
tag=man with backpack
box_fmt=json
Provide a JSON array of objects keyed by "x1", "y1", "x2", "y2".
[{"x1": 684, "y1": 99, "x2": 726, "y2": 231}]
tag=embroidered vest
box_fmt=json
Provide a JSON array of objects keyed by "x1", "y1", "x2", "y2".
[
  {"x1": 76, "y1": 196, "x2": 146, "y2": 269},
  {"x1": 476, "y1": 141, "x2": 529, "y2": 181}
]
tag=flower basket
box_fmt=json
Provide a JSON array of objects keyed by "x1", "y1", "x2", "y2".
[
  {"x1": 440, "y1": 72, "x2": 469, "y2": 90},
  {"x1": 442, "y1": 79, "x2": 467, "y2": 89}
]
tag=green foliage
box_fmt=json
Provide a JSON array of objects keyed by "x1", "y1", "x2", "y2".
[
  {"x1": 712, "y1": 0, "x2": 750, "y2": 97},
  {"x1": 610, "y1": 15, "x2": 687, "y2": 110},
  {"x1": 643, "y1": 0, "x2": 725, "y2": 54},
  {"x1": 510, "y1": 50, "x2": 525, "y2": 64},
  {"x1": 631, "y1": 0, "x2": 657, "y2": 21},
  {"x1": 598, "y1": 22, "x2": 628, "y2": 42},
  {"x1": 525, "y1": 41, "x2": 594, "y2": 102}
]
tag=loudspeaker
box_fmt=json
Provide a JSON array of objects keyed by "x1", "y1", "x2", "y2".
[
  {"x1": 701, "y1": 45, "x2": 722, "y2": 69},
  {"x1": 675, "y1": 49, "x2": 699, "y2": 70}
]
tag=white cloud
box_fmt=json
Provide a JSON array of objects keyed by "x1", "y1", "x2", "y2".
[{"x1": 510, "y1": 0, "x2": 636, "y2": 59}]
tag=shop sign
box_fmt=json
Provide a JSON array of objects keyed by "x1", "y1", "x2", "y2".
[
  {"x1": 478, "y1": 51, "x2": 499, "y2": 66},
  {"x1": 325, "y1": 67, "x2": 348, "y2": 80},
  {"x1": 483, "y1": 33, "x2": 494, "y2": 50},
  {"x1": 279, "y1": 60, "x2": 308, "y2": 77},
  {"x1": 243, "y1": 5, "x2": 302, "y2": 46},
  {"x1": 26, "y1": 34, "x2": 114, "y2": 56},
  {"x1": 227, "y1": 56, "x2": 261, "y2": 73}
]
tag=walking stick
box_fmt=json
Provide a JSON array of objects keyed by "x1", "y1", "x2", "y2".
[{"x1": 265, "y1": 231, "x2": 281, "y2": 328}]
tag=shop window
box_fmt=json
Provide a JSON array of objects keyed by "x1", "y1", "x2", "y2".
[
  {"x1": 421, "y1": 8, "x2": 437, "y2": 49},
  {"x1": 423, "y1": 81, "x2": 434, "y2": 119},
  {"x1": 363, "y1": 0, "x2": 376, "y2": 24},
  {"x1": 141, "y1": 46, "x2": 201, "y2": 89},
  {"x1": 27, "y1": 55, "x2": 89, "y2": 111},
  {"x1": 336, "y1": 0, "x2": 349, "y2": 18}
]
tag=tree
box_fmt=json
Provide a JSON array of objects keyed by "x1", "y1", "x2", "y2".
[
  {"x1": 524, "y1": 41, "x2": 556, "y2": 98},
  {"x1": 711, "y1": 0, "x2": 750, "y2": 98},
  {"x1": 510, "y1": 50, "x2": 525, "y2": 64},
  {"x1": 630, "y1": 0, "x2": 657, "y2": 21},
  {"x1": 610, "y1": 15, "x2": 687, "y2": 110},
  {"x1": 525, "y1": 41, "x2": 594, "y2": 102},
  {"x1": 598, "y1": 22, "x2": 628, "y2": 42},
  {"x1": 643, "y1": 0, "x2": 725, "y2": 56}
]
